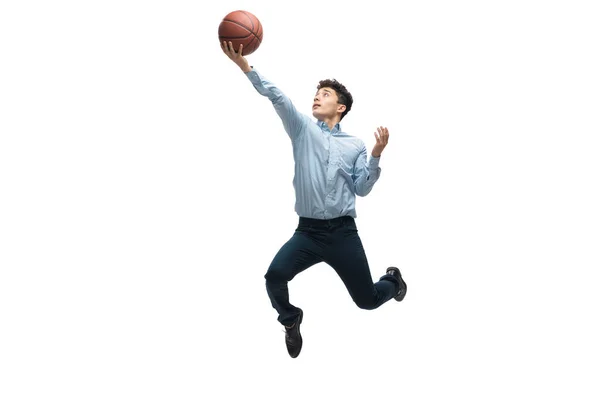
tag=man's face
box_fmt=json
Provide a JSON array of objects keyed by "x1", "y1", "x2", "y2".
[{"x1": 312, "y1": 87, "x2": 345, "y2": 120}]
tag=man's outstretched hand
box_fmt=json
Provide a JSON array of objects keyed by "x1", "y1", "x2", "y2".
[
  {"x1": 372, "y1": 126, "x2": 389, "y2": 158},
  {"x1": 221, "y1": 41, "x2": 251, "y2": 73}
]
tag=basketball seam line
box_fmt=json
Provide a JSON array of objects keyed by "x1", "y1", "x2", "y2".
[
  {"x1": 220, "y1": 19, "x2": 262, "y2": 43},
  {"x1": 246, "y1": 33, "x2": 257, "y2": 52},
  {"x1": 239, "y1": 10, "x2": 255, "y2": 31}
]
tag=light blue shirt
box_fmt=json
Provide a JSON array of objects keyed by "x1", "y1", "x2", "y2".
[{"x1": 246, "y1": 68, "x2": 381, "y2": 219}]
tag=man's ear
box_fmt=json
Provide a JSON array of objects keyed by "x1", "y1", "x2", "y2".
[{"x1": 337, "y1": 104, "x2": 347, "y2": 114}]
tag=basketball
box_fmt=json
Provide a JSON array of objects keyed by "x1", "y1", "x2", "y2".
[{"x1": 218, "y1": 10, "x2": 263, "y2": 56}]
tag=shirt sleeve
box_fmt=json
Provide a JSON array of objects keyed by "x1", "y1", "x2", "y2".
[
  {"x1": 353, "y1": 144, "x2": 381, "y2": 196},
  {"x1": 245, "y1": 67, "x2": 308, "y2": 142}
]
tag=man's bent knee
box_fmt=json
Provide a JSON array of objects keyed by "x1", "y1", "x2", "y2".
[
  {"x1": 264, "y1": 265, "x2": 291, "y2": 283},
  {"x1": 354, "y1": 297, "x2": 378, "y2": 310}
]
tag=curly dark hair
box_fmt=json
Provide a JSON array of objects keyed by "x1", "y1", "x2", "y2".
[{"x1": 316, "y1": 79, "x2": 353, "y2": 120}]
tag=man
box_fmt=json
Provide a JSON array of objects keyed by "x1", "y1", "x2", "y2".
[{"x1": 221, "y1": 41, "x2": 407, "y2": 358}]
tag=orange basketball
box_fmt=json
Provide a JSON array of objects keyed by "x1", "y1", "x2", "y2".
[{"x1": 218, "y1": 10, "x2": 263, "y2": 56}]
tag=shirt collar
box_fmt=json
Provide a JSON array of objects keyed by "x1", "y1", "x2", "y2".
[{"x1": 318, "y1": 120, "x2": 342, "y2": 134}]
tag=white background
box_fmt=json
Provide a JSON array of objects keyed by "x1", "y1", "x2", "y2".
[{"x1": 1, "y1": 0, "x2": 599, "y2": 399}]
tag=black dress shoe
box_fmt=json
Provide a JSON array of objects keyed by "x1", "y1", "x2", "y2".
[
  {"x1": 386, "y1": 267, "x2": 407, "y2": 302},
  {"x1": 284, "y1": 309, "x2": 303, "y2": 358}
]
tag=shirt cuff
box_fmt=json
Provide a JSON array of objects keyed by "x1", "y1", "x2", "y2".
[
  {"x1": 368, "y1": 156, "x2": 380, "y2": 169},
  {"x1": 245, "y1": 67, "x2": 259, "y2": 82}
]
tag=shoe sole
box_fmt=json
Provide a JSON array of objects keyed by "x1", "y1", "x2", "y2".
[
  {"x1": 386, "y1": 267, "x2": 407, "y2": 302},
  {"x1": 286, "y1": 310, "x2": 303, "y2": 358},
  {"x1": 394, "y1": 282, "x2": 407, "y2": 302}
]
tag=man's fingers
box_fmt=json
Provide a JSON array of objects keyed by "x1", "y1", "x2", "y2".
[
  {"x1": 226, "y1": 41, "x2": 242, "y2": 55},
  {"x1": 376, "y1": 127, "x2": 388, "y2": 144},
  {"x1": 222, "y1": 41, "x2": 234, "y2": 56}
]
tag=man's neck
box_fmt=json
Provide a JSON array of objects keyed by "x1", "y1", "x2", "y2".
[{"x1": 322, "y1": 116, "x2": 341, "y2": 131}]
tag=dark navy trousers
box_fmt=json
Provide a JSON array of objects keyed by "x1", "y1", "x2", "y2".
[{"x1": 264, "y1": 216, "x2": 400, "y2": 326}]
